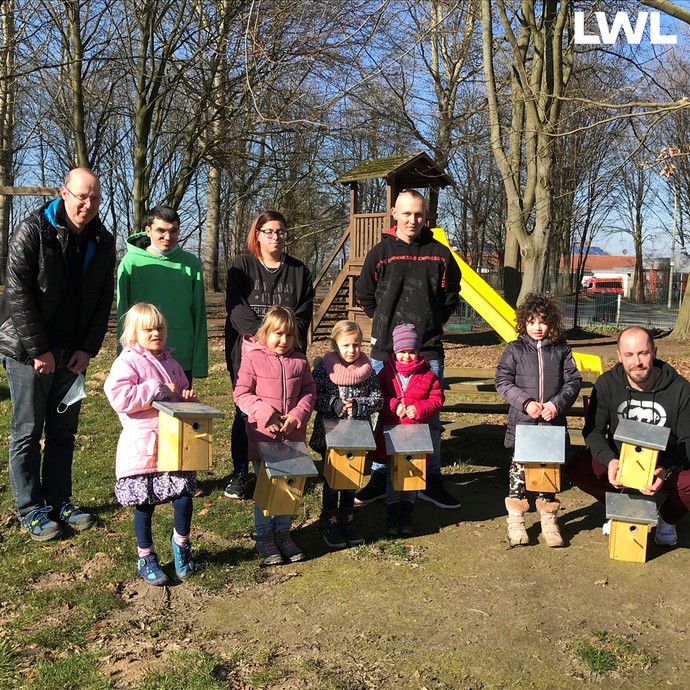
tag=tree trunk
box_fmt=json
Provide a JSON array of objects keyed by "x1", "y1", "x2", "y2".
[
  {"x1": 0, "y1": 0, "x2": 15, "y2": 281},
  {"x1": 204, "y1": 163, "x2": 221, "y2": 292},
  {"x1": 64, "y1": 0, "x2": 89, "y2": 167}
]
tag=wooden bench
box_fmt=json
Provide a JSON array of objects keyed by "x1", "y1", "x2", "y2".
[{"x1": 441, "y1": 367, "x2": 594, "y2": 447}]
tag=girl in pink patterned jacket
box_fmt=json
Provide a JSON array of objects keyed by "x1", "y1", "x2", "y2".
[
  {"x1": 233, "y1": 305, "x2": 317, "y2": 566},
  {"x1": 104, "y1": 303, "x2": 198, "y2": 587}
]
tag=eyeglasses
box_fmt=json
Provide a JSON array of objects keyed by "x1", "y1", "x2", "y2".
[
  {"x1": 152, "y1": 228, "x2": 180, "y2": 239},
  {"x1": 259, "y1": 228, "x2": 287, "y2": 238},
  {"x1": 64, "y1": 187, "x2": 101, "y2": 205}
]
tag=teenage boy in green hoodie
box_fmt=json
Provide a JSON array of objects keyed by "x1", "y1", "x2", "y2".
[{"x1": 116, "y1": 205, "x2": 208, "y2": 383}]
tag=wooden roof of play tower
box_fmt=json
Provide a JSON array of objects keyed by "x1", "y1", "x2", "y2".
[{"x1": 311, "y1": 151, "x2": 454, "y2": 339}]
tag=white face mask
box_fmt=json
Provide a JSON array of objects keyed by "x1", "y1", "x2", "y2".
[{"x1": 57, "y1": 373, "x2": 87, "y2": 413}]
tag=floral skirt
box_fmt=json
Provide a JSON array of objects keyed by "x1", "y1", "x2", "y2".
[{"x1": 115, "y1": 471, "x2": 197, "y2": 507}]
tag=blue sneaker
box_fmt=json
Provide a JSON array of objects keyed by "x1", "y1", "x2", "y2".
[
  {"x1": 171, "y1": 535, "x2": 195, "y2": 580},
  {"x1": 58, "y1": 501, "x2": 96, "y2": 531},
  {"x1": 137, "y1": 553, "x2": 170, "y2": 586},
  {"x1": 22, "y1": 506, "x2": 62, "y2": 542}
]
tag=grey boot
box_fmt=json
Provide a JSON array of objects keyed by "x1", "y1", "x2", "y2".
[{"x1": 254, "y1": 532, "x2": 284, "y2": 566}]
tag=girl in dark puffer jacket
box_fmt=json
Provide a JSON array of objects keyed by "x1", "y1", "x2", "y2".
[{"x1": 495, "y1": 293, "x2": 581, "y2": 548}]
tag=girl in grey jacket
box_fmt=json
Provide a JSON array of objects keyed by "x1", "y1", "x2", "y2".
[{"x1": 495, "y1": 293, "x2": 581, "y2": 547}]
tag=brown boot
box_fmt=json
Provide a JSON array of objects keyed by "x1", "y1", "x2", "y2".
[
  {"x1": 505, "y1": 497, "x2": 529, "y2": 547},
  {"x1": 536, "y1": 498, "x2": 564, "y2": 548}
]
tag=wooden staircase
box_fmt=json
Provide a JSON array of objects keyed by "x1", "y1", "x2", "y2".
[{"x1": 311, "y1": 272, "x2": 351, "y2": 340}]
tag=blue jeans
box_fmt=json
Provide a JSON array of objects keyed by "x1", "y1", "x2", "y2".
[
  {"x1": 5, "y1": 352, "x2": 82, "y2": 517},
  {"x1": 370, "y1": 356, "x2": 444, "y2": 477},
  {"x1": 251, "y1": 460, "x2": 292, "y2": 536},
  {"x1": 386, "y1": 470, "x2": 416, "y2": 504}
]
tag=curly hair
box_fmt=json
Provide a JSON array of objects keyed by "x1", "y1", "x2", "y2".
[{"x1": 515, "y1": 293, "x2": 566, "y2": 343}]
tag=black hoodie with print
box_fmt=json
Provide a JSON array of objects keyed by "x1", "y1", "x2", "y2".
[{"x1": 583, "y1": 359, "x2": 690, "y2": 472}]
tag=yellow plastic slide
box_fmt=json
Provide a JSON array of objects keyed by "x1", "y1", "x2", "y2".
[{"x1": 432, "y1": 228, "x2": 603, "y2": 377}]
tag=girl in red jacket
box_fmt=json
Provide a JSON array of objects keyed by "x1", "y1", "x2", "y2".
[
  {"x1": 233, "y1": 305, "x2": 316, "y2": 565},
  {"x1": 375, "y1": 323, "x2": 444, "y2": 536}
]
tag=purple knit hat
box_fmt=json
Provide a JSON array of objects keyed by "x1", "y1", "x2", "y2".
[{"x1": 392, "y1": 323, "x2": 419, "y2": 353}]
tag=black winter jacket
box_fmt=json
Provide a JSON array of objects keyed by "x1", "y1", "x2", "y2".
[
  {"x1": 494, "y1": 335, "x2": 582, "y2": 448},
  {"x1": 224, "y1": 252, "x2": 314, "y2": 382},
  {"x1": 583, "y1": 359, "x2": 690, "y2": 473},
  {"x1": 355, "y1": 228, "x2": 461, "y2": 361},
  {"x1": 0, "y1": 199, "x2": 115, "y2": 365}
]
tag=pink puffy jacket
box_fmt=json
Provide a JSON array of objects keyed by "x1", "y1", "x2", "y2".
[
  {"x1": 104, "y1": 345, "x2": 189, "y2": 479},
  {"x1": 233, "y1": 335, "x2": 316, "y2": 449}
]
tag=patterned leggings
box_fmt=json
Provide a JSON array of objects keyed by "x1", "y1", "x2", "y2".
[{"x1": 508, "y1": 461, "x2": 555, "y2": 501}]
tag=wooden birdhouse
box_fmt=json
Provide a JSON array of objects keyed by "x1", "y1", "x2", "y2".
[
  {"x1": 606, "y1": 492, "x2": 659, "y2": 563},
  {"x1": 254, "y1": 441, "x2": 318, "y2": 517},
  {"x1": 613, "y1": 419, "x2": 670, "y2": 492},
  {"x1": 153, "y1": 401, "x2": 225, "y2": 472},
  {"x1": 323, "y1": 418, "x2": 376, "y2": 490},
  {"x1": 384, "y1": 425, "x2": 434, "y2": 492},
  {"x1": 514, "y1": 425, "x2": 566, "y2": 494}
]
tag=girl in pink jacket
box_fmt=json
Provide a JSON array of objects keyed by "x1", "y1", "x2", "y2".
[
  {"x1": 233, "y1": 305, "x2": 316, "y2": 565},
  {"x1": 104, "y1": 303, "x2": 198, "y2": 587}
]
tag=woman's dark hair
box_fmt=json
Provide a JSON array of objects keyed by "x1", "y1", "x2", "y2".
[
  {"x1": 515, "y1": 292, "x2": 566, "y2": 343},
  {"x1": 246, "y1": 210, "x2": 287, "y2": 259}
]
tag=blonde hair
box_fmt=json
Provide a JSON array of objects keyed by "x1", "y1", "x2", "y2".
[
  {"x1": 120, "y1": 303, "x2": 167, "y2": 348},
  {"x1": 330, "y1": 320, "x2": 362, "y2": 350},
  {"x1": 256, "y1": 305, "x2": 301, "y2": 349}
]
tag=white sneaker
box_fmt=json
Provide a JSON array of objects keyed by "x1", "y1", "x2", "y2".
[
  {"x1": 602, "y1": 519, "x2": 611, "y2": 536},
  {"x1": 655, "y1": 517, "x2": 678, "y2": 546}
]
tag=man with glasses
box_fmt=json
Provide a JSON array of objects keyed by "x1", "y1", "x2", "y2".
[
  {"x1": 116, "y1": 204, "x2": 208, "y2": 385},
  {"x1": 0, "y1": 167, "x2": 115, "y2": 541},
  {"x1": 355, "y1": 189, "x2": 462, "y2": 510}
]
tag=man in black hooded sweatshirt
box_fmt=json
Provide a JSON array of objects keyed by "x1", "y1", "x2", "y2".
[{"x1": 568, "y1": 326, "x2": 690, "y2": 546}]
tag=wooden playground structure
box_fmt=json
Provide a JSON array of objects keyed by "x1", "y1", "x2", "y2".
[
  {"x1": 311, "y1": 151, "x2": 453, "y2": 340},
  {"x1": 309, "y1": 150, "x2": 601, "y2": 444}
]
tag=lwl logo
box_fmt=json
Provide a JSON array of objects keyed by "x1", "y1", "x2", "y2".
[{"x1": 574, "y1": 12, "x2": 677, "y2": 45}]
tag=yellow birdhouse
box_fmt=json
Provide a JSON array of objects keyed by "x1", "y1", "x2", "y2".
[
  {"x1": 614, "y1": 419, "x2": 670, "y2": 492},
  {"x1": 323, "y1": 418, "x2": 376, "y2": 490},
  {"x1": 514, "y1": 425, "x2": 566, "y2": 494},
  {"x1": 153, "y1": 402, "x2": 224, "y2": 472},
  {"x1": 254, "y1": 441, "x2": 318, "y2": 517},
  {"x1": 384, "y1": 425, "x2": 433, "y2": 492},
  {"x1": 606, "y1": 492, "x2": 658, "y2": 563}
]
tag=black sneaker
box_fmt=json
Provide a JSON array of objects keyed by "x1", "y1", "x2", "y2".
[
  {"x1": 224, "y1": 473, "x2": 248, "y2": 499},
  {"x1": 418, "y1": 474, "x2": 460, "y2": 510},
  {"x1": 354, "y1": 470, "x2": 387, "y2": 506}
]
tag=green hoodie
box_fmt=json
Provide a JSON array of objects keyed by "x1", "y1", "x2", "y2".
[{"x1": 116, "y1": 232, "x2": 208, "y2": 378}]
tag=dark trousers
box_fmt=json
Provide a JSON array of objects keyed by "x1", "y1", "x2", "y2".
[
  {"x1": 133, "y1": 495, "x2": 193, "y2": 549},
  {"x1": 566, "y1": 448, "x2": 690, "y2": 524},
  {"x1": 231, "y1": 409, "x2": 249, "y2": 476},
  {"x1": 5, "y1": 352, "x2": 82, "y2": 517}
]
